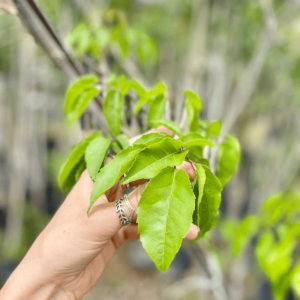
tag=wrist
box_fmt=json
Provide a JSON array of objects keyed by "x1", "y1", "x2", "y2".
[
  {"x1": 0, "y1": 257, "x2": 75, "y2": 300},
  {"x1": 0, "y1": 276, "x2": 74, "y2": 300}
]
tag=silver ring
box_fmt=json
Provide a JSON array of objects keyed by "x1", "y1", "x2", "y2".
[
  {"x1": 124, "y1": 194, "x2": 134, "y2": 224},
  {"x1": 115, "y1": 195, "x2": 134, "y2": 226}
]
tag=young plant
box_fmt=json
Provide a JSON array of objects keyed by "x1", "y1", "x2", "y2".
[
  {"x1": 220, "y1": 192, "x2": 300, "y2": 300},
  {"x1": 58, "y1": 74, "x2": 240, "y2": 271}
]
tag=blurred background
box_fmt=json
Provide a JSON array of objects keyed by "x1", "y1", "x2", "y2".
[{"x1": 0, "y1": 0, "x2": 300, "y2": 299}]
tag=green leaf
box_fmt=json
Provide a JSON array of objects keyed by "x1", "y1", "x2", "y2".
[
  {"x1": 116, "y1": 134, "x2": 130, "y2": 149},
  {"x1": 64, "y1": 158, "x2": 84, "y2": 194},
  {"x1": 184, "y1": 90, "x2": 202, "y2": 132},
  {"x1": 217, "y1": 135, "x2": 240, "y2": 187},
  {"x1": 74, "y1": 158, "x2": 86, "y2": 181},
  {"x1": 121, "y1": 138, "x2": 187, "y2": 184},
  {"x1": 133, "y1": 132, "x2": 169, "y2": 146},
  {"x1": 184, "y1": 91, "x2": 202, "y2": 111},
  {"x1": 66, "y1": 23, "x2": 91, "y2": 56},
  {"x1": 103, "y1": 91, "x2": 124, "y2": 136},
  {"x1": 232, "y1": 216, "x2": 260, "y2": 257},
  {"x1": 85, "y1": 136, "x2": 111, "y2": 181},
  {"x1": 199, "y1": 158, "x2": 210, "y2": 167},
  {"x1": 187, "y1": 146, "x2": 203, "y2": 162},
  {"x1": 207, "y1": 121, "x2": 222, "y2": 139},
  {"x1": 192, "y1": 164, "x2": 206, "y2": 228},
  {"x1": 197, "y1": 164, "x2": 222, "y2": 238},
  {"x1": 138, "y1": 167, "x2": 195, "y2": 271},
  {"x1": 135, "y1": 94, "x2": 150, "y2": 114},
  {"x1": 181, "y1": 133, "x2": 213, "y2": 148},
  {"x1": 262, "y1": 193, "x2": 300, "y2": 224},
  {"x1": 134, "y1": 81, "x2": 166, "y2": 114},
  {"x1": 111, "y1": 141, "x2": 122, "y2": 154},
  {"x1": 128, "y1": 79, "x2": 146, "y2": 96},
  {"x1": 119, "y1": 76, "x2": 130, "y2": 95},
  {"x1": 261, "y1": 194, "x2": 285, "y2": 224},
  {"x1": 65, "y1": 74, "x2": 98, "y2": 116},
  {"x1": 291, "y1": 263, "x2": 300, "y2": 297},
  {"x1": 151, "y1": 119, "x2": 183, "y2": 137},
  {"x1": 185, "y1": 101, "x2": 198, "y2": 132},
  {"x1": 154, "y1": 81, "x2": 166, "y2": 95},
  {"x1": 147, "y1": 95, "x2": 167, "y2": 127},
  {"x1": 67, "y1": 87, "x2": 100, "y2": 122},
  {"x1": 256, "y1": 231, "x2": 295, "y2": 284},
  {"x1": 58, "y1": 132, "x2": 100, "y2": 188},
  {"x1": 88, "y1": 144, "x2": 145, "y2": 213}
]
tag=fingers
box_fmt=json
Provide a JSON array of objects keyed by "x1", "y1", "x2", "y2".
[
  {"x1": 88, "y1": 185, "x2": 145, "y2": 239},
  {"x1": 176, "y1": 161, "x2": 195, "y2": 182},
  {"x1": 114, "y1": 224, "x2": 140, "y2": 247},
  {"x1": 129, "y1": 126, "x2": 175, "y2": 144},
  {"x1": 184, "y1": 223, "x2": 200, "y2": 241},
  {"x1": 127, "y1": 185, "x2": 146, "y2": 222}
]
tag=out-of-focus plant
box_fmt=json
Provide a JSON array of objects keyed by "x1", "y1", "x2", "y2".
[
  {"x1": 220, "y1": 192, "x2": 300, "y2": 300},
  {"x1": 66, "y1": 9, "x2": 157, "y2": 68}
]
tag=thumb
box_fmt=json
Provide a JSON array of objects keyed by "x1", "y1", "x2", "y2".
[{"x1": 87, "y1": 185, "x2": 145, "y2": 240}]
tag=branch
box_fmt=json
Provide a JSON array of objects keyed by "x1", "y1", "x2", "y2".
[
  {"x1": 177, "y1": 0, "x2": 209, "y2": 124},
  {"x1": 13, "y1": 0, "x2": 104, "y2": 117}
]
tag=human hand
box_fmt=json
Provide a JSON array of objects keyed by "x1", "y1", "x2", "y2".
[{"x1": 0, "y1": 127, "x2": 199, "y2": 300}]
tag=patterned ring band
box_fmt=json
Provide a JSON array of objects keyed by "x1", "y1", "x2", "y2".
[
  {"x1": 124, "y1": 194, "x2": 134, "y2": 224},
  {"x1": 115, "y1": 195, "x2": 135, "y2": 226}
]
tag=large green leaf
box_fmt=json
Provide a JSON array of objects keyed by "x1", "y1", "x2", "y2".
[
  {"x1": 121, "y1": 139, "x2": 187, "y2": 184},
  {"x1": 181, "y1": 133, "x2": 213, "y2": 148},
  {"x1": 65, "y1": 74, "x2": 98, "y2": 116},
  {"x1": 88, "y1": 144, "x2": 145, "y2": 213},
  {"x1": 138, "y1": 167, "x2": 195, "y2": 271},
  {"x1": 67, "y1": 87, "x2": 100, "y2": 122},
  {"x1": 197, "y1": 164, "x2": 222, "y2": 238},
  {"x1": 147, "y1": 95, "x2": 167, "y2": 126},
  {"x1": 217, "y1": 135, "x2": 240, "y2": 187},
  {"x1": 151, "y1": 119, "x2": 183, "y2": 137},
  {"x1": 192, "y1": 164, "x2": 206, "y2": 228},
  {"x1": 103, "y1": 90, "x2": 124, "y2": 135},
  {"x1": 85, "y1": 136, "x2": 111, "y2": 181},
  {"x1": 184, "y1": 90, "x2": 202, "y2": 132},
  {"x1": 58, "y1": 132, "x2": 100, "y2": 188}
]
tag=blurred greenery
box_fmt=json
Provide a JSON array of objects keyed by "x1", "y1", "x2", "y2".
[{"x1": 0, "y1": 0, "x2": 299, "y2": 299}]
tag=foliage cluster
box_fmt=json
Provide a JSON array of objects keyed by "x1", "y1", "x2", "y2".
[
  {"x1": 58, "y1": 73, "x2": 240, "y2": 271},
  {"x1": 221, "y1": 192, "x2": 300, "y2": 299}
]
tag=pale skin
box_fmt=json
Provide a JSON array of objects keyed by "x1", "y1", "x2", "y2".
[{"x1": 0, "y1": 127, "x2": 198, "y2": 300}]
